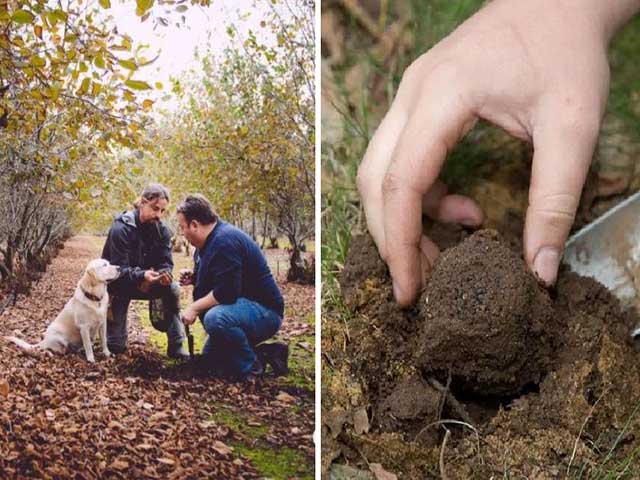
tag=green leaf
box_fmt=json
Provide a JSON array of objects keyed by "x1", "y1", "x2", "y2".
[
  {"x1": 175, "y1": 5, "x2": 188, "y2": 12},
  {"x1": 125, "y1": 80, "x2": 152, "y2": 90},
  {"x1": 118, "y1": 59, "x2": 138, "y2": 71},
  {"x1": 52, "y1": 10, "x2": 68, "y2": 22},
  {"x1": 30, "y1": 55, "x2": 46, "y2": 67},
  {"x1": 136, "y1": 0, "x2": 154, "y2": 14},
  {"x1": 94, "y1": 55, "x2": 105, "y2": 69},
  {"x1": 79, "y1": 77, "x2": 90, "y2": 95},
  {"x1": 11, "y1": 10, "x2": 35, "y2": 24},
  {"x1": 99, "y1": 0, "x2": 111, "y2": 8}
]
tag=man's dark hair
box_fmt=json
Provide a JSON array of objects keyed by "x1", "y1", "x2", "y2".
[
  {"x1": 133, "y1": 183, "x2": 170, "y2": 209},
  {"x1": 176, "y1": 194, "x2": 218, "y2": 225}
]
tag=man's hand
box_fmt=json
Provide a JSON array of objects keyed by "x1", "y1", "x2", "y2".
[
  {"x1": 179, "y1": 269, "x2": 194, "y2": 286},
  {"x1": 158, "y1": 271, "x2": 172, "y2": 287},
  {"x1": 140, "y1": 269, "x2": 162, "y2": 293},
  {"x1": 181, "y1": 305, "x2": 198, "y2": 326},
  {"x1": 356, "y1": 0, "x2": 633, "y2": 307}
]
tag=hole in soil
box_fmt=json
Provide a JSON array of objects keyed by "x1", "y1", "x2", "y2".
[{"x1": 448, "y1": 379, "x2": 542, "y2": 424}]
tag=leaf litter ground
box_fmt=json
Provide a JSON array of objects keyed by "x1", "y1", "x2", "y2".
[{"x1": 0, "y1": 236, "x2": 314, "y2": 479}]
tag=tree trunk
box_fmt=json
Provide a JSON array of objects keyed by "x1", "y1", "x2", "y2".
[
  {"x1": 287, "y1": 241, "x2": 304, "y2": 282},
  {"x1": 260, "y1": 211, "x2": 269, "y2": 249},
  {"x1": 251, "y1": 211, "x2": 256, "y2": 241},
  {"x1": 286, "y1": 237, "x2": 313, "y2": 284}
]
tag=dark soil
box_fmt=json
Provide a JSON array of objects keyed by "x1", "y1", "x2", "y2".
[{"x1": 327, "y1": 227, "x2": 640, "y2": 478}]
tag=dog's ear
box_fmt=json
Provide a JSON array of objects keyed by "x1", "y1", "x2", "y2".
[{"x1": 82, "y1": 265, "x2": 99, "y2": 289}]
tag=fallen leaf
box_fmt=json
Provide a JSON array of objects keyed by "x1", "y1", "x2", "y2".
[
  {"x1": 0, "y1": 379, "x2": 9, "y2": 398},
  {"x1": 110, "y1": 460, "x2": 129, "y2": 471},
  {"x1": 212, "y1": 440, "x2": 233, "y2": 456},
  {"x1": 353, "y1": 408, "x2": 369, "y2": 434},
  {"x1": 329, "y1": 464, "x2": 373, "y2": 479},
  {"x1": 157, "y1": 457, "x2": 175, "y2": 466},
  {"x1": 370, "y1": 463, "x2": 398, "y2": 480},
  {"x1": 276, "y1": 391, "x2": 296, "y2": 403},
  {"x1": 198, "y1": 420, "x2": 217, "y2": 429}
]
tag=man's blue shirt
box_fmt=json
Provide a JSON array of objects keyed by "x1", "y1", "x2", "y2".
[{"x1": 192, "y1": 221, "x2": 285, "y2": 318}]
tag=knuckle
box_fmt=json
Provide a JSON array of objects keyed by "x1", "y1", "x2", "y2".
[
  {"x1": 428, "y1": 61, "x2": 461, "y2": 85},
  {"x1": 556, "y1": 101, "x2": 602, "y2": 140},
  {"x1": 381, "y1": 171, "x2": 403, "y2": 198},
  {"x1": 529, "y1": 192, "x2": 578, "y2": 226},
  {"x1": 399, "y1": 59, "x2": 422, "y2": 87}
]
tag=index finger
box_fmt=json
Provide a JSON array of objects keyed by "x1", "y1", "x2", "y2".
[{"x1": 383, "y1": 94, "x2": 476, "y2": 306}]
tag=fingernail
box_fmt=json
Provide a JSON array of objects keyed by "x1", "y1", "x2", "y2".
[
  {"x1": 393, "y1": 283, "x2": 402, "y2": 303},
  {"x1": 533, "y1": 247, "x2": 560, "y2": 286},
  {"x1": 460, "y1": 217, "x2": 480, "y2": 227}
]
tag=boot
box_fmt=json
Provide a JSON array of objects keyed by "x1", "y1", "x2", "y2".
[
  {"x1": 167, "y1": 342, "x2": 190, "y2": 360},
  {"x1": 255, "y1": 342, "x2": 289, "y2": 376}
]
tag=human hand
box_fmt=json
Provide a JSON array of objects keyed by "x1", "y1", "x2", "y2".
[
  {"x1": 158, "y1": 271, "x2": 172, "y2": 287},
  {"x1": 140, "y1": 269, "x2": 161, "y2": 292},
  {"x1": 144, "y1": 269, "x2": 162, "y2": 284},
  {"x1": 357, "y1": 0, "x2": 626, "y2": 307},
  {"x1": 181, "y1": 306, "x2": 198, "y2": 326},
  {"x1": 179, "y1": 269, "x2": 193, "y2": 286}
]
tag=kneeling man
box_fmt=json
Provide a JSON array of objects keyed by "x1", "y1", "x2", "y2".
[
  {"x1": 102, "y1": 183, "x2": 187, "y2": 358},
  {"x1": 177, "y1": 194, "x2": 288, "y2": 379}
]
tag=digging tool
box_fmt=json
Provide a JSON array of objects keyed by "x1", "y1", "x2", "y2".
[
  {"x1": 185, "y1": 324, "x2": 194, "y2": 357},
  {"x1": 562, "y1": 190, "x2": 640, "y2": 309}
]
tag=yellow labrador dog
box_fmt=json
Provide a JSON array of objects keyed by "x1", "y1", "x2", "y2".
[{"x1": 5, "y1": 259, "x2": 120, "y2": 362}]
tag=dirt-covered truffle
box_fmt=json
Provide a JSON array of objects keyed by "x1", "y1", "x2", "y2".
[{"x1": 416, "y1": 229, "x2": 557, "y2": 394}]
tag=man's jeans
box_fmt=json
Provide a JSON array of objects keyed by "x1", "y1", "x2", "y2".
[
  {"x1": 108, "y1": 282, "x2": 185, "y2": 352},
  {"x1": 201, "y1": 297, "x2": 282, "y2": 376}
]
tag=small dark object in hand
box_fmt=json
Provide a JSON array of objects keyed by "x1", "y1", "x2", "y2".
[{"x1": 186, "y1": 325, "x2": 194, "y2": 356}]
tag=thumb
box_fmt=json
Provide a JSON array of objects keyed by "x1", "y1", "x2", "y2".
[{"x1": 524, "y1": 117, "x2": 599, "y2": 285}]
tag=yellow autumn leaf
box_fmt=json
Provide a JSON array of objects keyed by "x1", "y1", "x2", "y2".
[
  {"x1": 79, "y1": 77, "x2": 90, "y2": 95},
  {"x1": 30, "y1": 55, "x2": 46, "y2": 68},
  {"x1": 11, "y1": 10, "x2": 35, "y2": 24}
]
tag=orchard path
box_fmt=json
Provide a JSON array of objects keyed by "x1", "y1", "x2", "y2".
[{"x1": 0, "y1": 236, "x2": 315, "y2": 479}]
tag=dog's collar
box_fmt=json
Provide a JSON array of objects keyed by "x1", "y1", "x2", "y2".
[{"x1": 80, "y1": 287, "x2": 103, "y2": 303}]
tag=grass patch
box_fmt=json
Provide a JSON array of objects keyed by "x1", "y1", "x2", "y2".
[
  {"x1": 209, "y1": 408, "x2": 269, "y2": 438},
  {"x1": 233, "y1": 444, "x2": 312, "y2": 480},
  {"x1": 209, "y1": 408, "x2": 312, "y2": 480}
]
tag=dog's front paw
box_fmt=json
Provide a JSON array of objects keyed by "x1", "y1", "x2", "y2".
[
  {"x1": 103, "y1": 350, "x2": 112, "y2": 358},
  {"x1": 87, "y1": 355, "x2": 95, "y2": 363}
]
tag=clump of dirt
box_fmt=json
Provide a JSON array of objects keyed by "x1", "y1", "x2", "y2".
[
  {"x1": 330, "y1": 227, "x2": 640, "y2": 477},
  {"x1": 417, "y1": 229, "x2": 557, "y2": 395}
]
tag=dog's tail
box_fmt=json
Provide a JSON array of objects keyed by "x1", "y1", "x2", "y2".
[{"x1": 4, "y1": 335, "x2": 38, "y2": 350}]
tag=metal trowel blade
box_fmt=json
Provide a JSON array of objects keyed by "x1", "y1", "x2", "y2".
[{"x1": 563, "y1": 190, "x2": 640, "y2": 305}]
